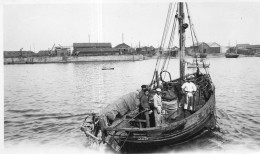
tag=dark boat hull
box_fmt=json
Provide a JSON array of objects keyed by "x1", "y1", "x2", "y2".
[
  {"x1": 225, "y1": 54, "x2": 239, "y2": 58},
  {"x1": 80, "y1": 75, "x2": 217, "y2": 153},
  {"x1": 114, "y1": 89, "x2": 216, "y2": 149},
  {"x1": 122, "y1": 113, "x2": 214, "y2": 148}
]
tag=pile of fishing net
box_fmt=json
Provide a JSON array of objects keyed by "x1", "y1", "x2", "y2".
[{"x1": 99, "y1": 91, "x2": 141, "y2": 122}]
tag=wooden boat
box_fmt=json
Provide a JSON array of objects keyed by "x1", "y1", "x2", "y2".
[
  {"x1": 225, "y1": 53, "x2": 239, "y2": 58},
  {"x1": 193, "y1": 53, "x2": 207, "y2": 58},
  {"x1": 102, "y1": 66, "x2": 114, "y2": 70},
  {"x1": 225, "y1": 47, "x2": 239, "y2": 58},
  {"x1": 81, "y1": 2, "x2": 216, "y2": 153},
  {"x1": 187, "y1": 61, "x2": 210, "y2": 68}
]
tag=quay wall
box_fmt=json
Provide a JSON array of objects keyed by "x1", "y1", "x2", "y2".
[{"x1": 4, "y1": 55, "x2": 144, "y2": 64}]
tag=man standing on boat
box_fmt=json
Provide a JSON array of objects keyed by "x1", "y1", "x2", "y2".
[
  {"x1": 138, "y1": 85, "x2": 148, "y2": 98},
  {"x1": 153, "y1": 88, "x2": 162, "y2": 126},
  {"x1": 140, "y1": 88, "x2": 150, "y2": 128},
  {"x1": 181, "y1": 77, "x2": 197, "y2": 114}
]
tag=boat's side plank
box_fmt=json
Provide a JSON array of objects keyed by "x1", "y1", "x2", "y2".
[{"x1": 113, "y1": 92, "x2": 215, "y2": 144}]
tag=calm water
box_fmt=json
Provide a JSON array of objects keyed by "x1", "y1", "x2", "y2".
[{"x1": 4, "y1": 57, "x2": 260, "y2": 153}]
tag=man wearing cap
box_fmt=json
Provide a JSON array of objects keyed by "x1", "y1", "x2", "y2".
[
  {"x1": 153, "y1": 88, "x2": 162, "y2": 126},
  {"x1": 181, "y1": 78, "x2": 197, "y2": 113},
  {"x1": 138, "y1": 85, "x2": 148, "y2": 98},
  {"x1": 140, "y1": 88, "x2": 150, "y2": 128}
]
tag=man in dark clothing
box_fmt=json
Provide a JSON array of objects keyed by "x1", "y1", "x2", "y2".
[
  {"x1": 138, "y1": 85, "x2": 148, "y2": 99},
  {"x1": 140, "y1": 88, "x2": 150, "y2": 128},
  {"x1": 141, "y1": 85, "x2": 147, "y2": 90}
]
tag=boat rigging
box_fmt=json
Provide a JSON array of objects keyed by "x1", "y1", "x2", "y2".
[{"x1": 80, "y1": 2, "x2": 216, "y2": 153}]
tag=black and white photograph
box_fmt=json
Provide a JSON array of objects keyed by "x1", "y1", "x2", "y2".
[{"x1": 2, "y1": 0, "x2": 260, "y2": 153}]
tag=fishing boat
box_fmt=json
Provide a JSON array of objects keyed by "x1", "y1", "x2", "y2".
[
  {"x1": 81, "y1": 2, "x2": 216, "y2": 153},
  {"x1": 187, "y1": 62, "x2": 209, "y2": 68},
  {"x1": 187, "y1": 60, "x2": 210, "y2": 68},
  {"x1": 193, "y1": 53, "x2": 207, "y2": 58},
  {"x1": 102, "y1": 66, "x2": 114, "y2": 70},
  {"x1": 225, "y1": 53, "x2": 239, "y2": 58},
  {"x1": 225, "y1": 47, "x2": 239, "y2": 58}
]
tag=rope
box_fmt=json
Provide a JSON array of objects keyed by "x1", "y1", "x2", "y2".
[
  {"x1": 159, "y1": 3, "x2": 173, "y2": 61},
  {"x1": 163, "y1": 55, "x2": 171, "y2": 80},
  {"x1": 185, "y1": 3, "x2": 199, "y2": 46},
  {"x1": 115, "y1": 132, "x2": 131, "y2": 153},
  {"x1": 185, "y1": 2, "x2": 200, "y2": 74},
  {"x1": 164, "y1": 9, "x2": 178, "y2": 72},
  {"x1": 167, "y1": 3, "x2": 178, "y2": 49},
  {"x1": 151, "y1": 3, "x2": 175, "y2": 86},
  {"x1": 113, "y1": 109, "x2": 149, "y2": 153},
  {"x1": 161, "y1": 3, "x2": 173, "y2": 49},
  {"x1": 160, "y1": 3, "x2": 178, "y2": 81}
]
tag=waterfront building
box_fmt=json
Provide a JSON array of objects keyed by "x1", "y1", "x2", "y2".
[
  {"x1": 163, "y1": 47, "x2": 178, "y2": 57},
  {"x1": 4, "y1": 51, "x2": 36, "y2": 58},
  {"x1": 188, "y1": 42, "x2": 221, "y2": 55},
  {"x1": 247, "y1": 45, "x2": 260, "y2": 54},
  {"x1": 114, "y1": 43, "x2": 131, "y2": 55},
  {"x1": 54, "y1": 47, "x2": 71, "y2": 56},
  {"x1": 38, "y1": 50, "x2": 51, "y2": 57},
  {"x1": 72, "y1": 43, "x2": 120, "y2": 56},
  {"x1": 236, "y1": 44, "x2": 260, "y2": 55},
  {"x1": 236, "y1": 44, "x2": 250, "y2": 49},
  {"x1": 154, "y1": 48, "x2": 161, "y2": 56},
  {"x1": 136, "y1": 46, "x2": 155, "y2": 56}
]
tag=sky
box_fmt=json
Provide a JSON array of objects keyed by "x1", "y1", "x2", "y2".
[{"x1": 2, "y1": 0, "x2": 260, "y2": 52}]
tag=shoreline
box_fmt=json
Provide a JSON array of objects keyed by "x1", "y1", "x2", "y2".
[
  {"x1": 4, "y1": 54, "x2": 258, "y2": 65},
  {"x1": 143, "y1": 53, "x2": 257, "y2": 59},
  {"x1": 4, "y1": 55, "x2": 144, "y2": 65}
]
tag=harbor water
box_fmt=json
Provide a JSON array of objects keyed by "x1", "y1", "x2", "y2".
[{"x1": 4, "y1": 57, "x2": 260, "y2": 153}]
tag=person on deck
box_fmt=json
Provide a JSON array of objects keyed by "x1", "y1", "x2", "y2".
[
  {"x1": 140, "y1": 88, "x2": 150, "y2": 128},
  {"x1": 153, "y1": 88, "x2": 162, "y2": 127},
  {"x1": 138, "y1": 85, "x2": 148, "y2": 98},
  {"x1": 181, "y1": 77, "x2": 197, "y2": 114}
]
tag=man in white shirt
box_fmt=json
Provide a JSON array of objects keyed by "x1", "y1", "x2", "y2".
[
  {"x1": 181, "y1": 78, "x2": 197, "y2": 113},
  {"x1": 153, "y1": 88, "x2": 162, "y2": 126}
]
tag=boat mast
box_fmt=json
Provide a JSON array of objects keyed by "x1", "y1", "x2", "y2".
[{"x1": 178, "y1": 2, "x2": 185, "y2": 83}]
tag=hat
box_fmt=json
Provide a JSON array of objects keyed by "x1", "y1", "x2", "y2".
[
  {"x1": 141, "y1": 85, "x2": 147, "y2": 89},
  {"x1": 186, "y1": 75, "x2": 194, "y2": 81},
  {"x1": 156, "y1": 88, "x2": 161, "y2": 92}
]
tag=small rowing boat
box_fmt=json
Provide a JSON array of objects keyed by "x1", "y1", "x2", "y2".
[{"x1": 102, "y1": 67, "x2": 114, "y2": 70}]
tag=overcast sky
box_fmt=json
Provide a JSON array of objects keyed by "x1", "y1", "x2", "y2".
[{"x1": 3, "y1": 0, "x2": 260, "y2": 52}]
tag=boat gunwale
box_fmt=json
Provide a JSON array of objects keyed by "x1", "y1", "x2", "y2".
[{"x1": 121, "y1": 109, "x2": 214, "y2": 144}]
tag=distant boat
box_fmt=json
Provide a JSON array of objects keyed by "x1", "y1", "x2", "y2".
[
  {"x1": 225, "y1": 47, "x2": 239, "y2": 58},
  {"x1": 187, "y1": 61, "x2": 210, "y2": 68},
  {"x1": 225, "y1": 53, "x2": 239, "y2": 58},
  {"x1": 193, "y1": 53, "x2": 207, "y2": 58},
  {"x1": 102, "y1": 66, "x2": 114, "y2": 70}
]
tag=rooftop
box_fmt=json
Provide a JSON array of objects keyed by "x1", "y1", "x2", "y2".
[
  {"x1": 114, "y1": 43, "x2": 130, "y2": 48},
  {"x1": 77, "y1": 48, "x2": 119, "y2": 52},
  {"x1": 73, "y1": 43, "x2": 112, "y2": 48}
]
